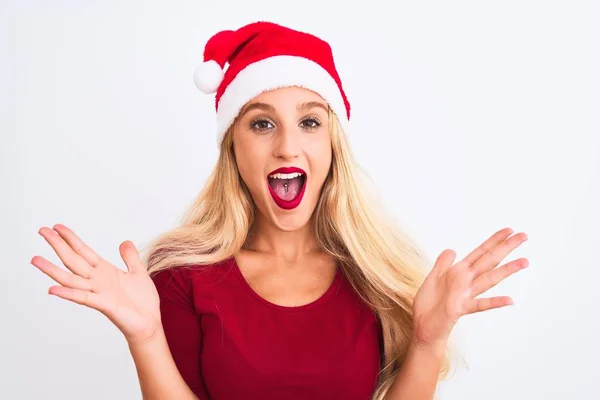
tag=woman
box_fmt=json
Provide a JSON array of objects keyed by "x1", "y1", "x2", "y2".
[{"x1": 32, "y1": 21, "x2": 528, "y2": 399}]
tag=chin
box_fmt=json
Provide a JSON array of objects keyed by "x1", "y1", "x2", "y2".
[
  {"x1": 273, "y1": 215, "x2": 311, "y2": 231},
  {"x1": 254, "y1": 194, "x2": 313, "y2": 231}
]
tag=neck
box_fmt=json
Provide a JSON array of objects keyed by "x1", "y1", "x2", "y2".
[{"x1": 244, "y1": 212, "x2": 320, "y2": 264}]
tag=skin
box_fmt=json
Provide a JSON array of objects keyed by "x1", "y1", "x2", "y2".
[
  {"x1": 388, "y1": 227, "x2": 528, "y2": 399},
  {"x1": 234, "y1": 86, "x2": 332, "y2": 236},
  {"x1": 231, "y1": 86, "x2": 337, "y2": 306},
  {"x1": 30, "y1": 87, "x2": 529, "y2": 399}
]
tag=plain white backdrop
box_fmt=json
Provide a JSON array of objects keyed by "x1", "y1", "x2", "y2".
[{"x1": 2, "y1": 1, "x2": 599, "y2": 399}]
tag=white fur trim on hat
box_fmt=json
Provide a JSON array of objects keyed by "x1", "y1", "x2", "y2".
[{"x1": 215, "y1": 55, "x2": 349, "y2": 148}]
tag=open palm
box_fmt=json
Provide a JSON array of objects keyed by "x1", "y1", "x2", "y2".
[
  {"x1": 31, "y1": 224, "x2": 161, "y2": 346},
  {"x1": 412, "y1": 227, "x2": 529, "y2": 346}
]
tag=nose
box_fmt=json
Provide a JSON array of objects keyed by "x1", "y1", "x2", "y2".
[{"x1": 272, "y1": 123, "x2": 301, "y2": 160}]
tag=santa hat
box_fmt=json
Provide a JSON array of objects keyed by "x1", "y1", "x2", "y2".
[{"x1": 193, "y1": 21, "x2": 351, "y2": 148}]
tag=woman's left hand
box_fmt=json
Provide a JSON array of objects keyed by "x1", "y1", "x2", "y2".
[{"x1": 412, "y1": 227, "x2": 528, "y2": 349}]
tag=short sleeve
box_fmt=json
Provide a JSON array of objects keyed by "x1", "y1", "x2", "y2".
[{"x1": 151, "y1": 267, "x2": 210, "y2": 399}]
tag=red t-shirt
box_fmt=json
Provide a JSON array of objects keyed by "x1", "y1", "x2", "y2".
[{"x1": 151, "y1": 256, "x2": 383, "y2": 399}]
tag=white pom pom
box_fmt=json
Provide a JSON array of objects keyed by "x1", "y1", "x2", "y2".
[{"x1": 193, "y1": 60, "x2": 224, "y2": 94}]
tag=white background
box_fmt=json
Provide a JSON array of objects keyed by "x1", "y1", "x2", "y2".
[{"x1": 2, "y1": 1, "x2": 599, "y2": 399}]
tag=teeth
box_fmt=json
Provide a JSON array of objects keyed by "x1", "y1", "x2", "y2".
[{"x1": 268, "y1": 172, "x2": 304, "y2": 179}]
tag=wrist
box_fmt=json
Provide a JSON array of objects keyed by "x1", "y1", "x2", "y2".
[
  {"x1": 127, "y1": 324, "x2": 166, "y2": 350},
  {"x1": 410, "y1": 335, "x2": 448, "y2": 357}
]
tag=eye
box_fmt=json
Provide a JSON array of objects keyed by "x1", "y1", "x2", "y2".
[
  {"x1": 250, "y1": 118, "x2": 274, "y2": 132},
  {"x1": 300, "y1": 117, "x2": 321, "y2": 131}
]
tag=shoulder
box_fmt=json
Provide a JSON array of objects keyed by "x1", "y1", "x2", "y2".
[{"x1": 150, "y1": 257, "x2": 236, "y2": 297}]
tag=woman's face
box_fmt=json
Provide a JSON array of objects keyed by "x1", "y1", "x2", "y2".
[{"x1": 233, "y1": 86, "x2": 332, "y2": 231}]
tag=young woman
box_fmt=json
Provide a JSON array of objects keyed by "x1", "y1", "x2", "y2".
[{"x1": 32, "y1": 21, "x2": 529, "y2": 400}]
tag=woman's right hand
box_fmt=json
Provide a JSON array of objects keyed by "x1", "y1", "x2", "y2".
[{"x1": 31, "y1": 224, "x2": 162, "y2": 346}]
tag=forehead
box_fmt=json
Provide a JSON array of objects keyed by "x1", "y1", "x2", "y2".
[{"x1": 247, "y1": 86, "x2": 327, "y2": 109}]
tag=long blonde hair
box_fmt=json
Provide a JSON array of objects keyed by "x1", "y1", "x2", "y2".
[{"x1": 141, "y1": 108, "x2": 455, "y2": 399}]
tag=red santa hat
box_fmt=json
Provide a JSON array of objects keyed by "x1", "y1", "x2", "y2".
[{"x1": 193, "y1": 21, "x2": 351, "y2": 148}]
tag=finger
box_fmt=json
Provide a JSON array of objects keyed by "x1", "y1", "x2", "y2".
[
  {"x1": 119, "y1": 240, "x2": 145, "y2": 274},
  {"x1": 471, "y1": 257, "x2": 528, "y2": 297},
  {"x1": 471, "y1": 232, "x2": 528, "y2": 276},
  {"x1": 466, "y1": 296, "x2": 513, "y2": 314},
  {"x1": 429, "y1": 249, "x2": 456, "y2": 278},
  {"x1": 38, "y1": 227, "x2": 92, "y2": 278},
  {"x1": 48, "y1": 286, "x2": 107, "y2": 312},
  {"x1": 53, "y1": 224, "x2": 103, "y2": 268},
  {"x1": 460, "y1": 227, "x2": 513, "y2": 268},
  {"x1": 31, "y1": 256, "x2": 92, "y2": 291}
]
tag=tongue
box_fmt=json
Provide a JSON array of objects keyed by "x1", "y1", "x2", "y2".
[{"x1": 270, "y1": 176, "x2": 303, "y2": 201}]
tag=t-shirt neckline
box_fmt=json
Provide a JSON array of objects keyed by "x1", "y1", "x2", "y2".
[{"x1": 229, "y1": 255, "x2": 342, "y2": 312}]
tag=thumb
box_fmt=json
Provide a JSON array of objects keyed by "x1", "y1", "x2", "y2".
[{"x1": 119, "y1": 240, "x2": 145, "y2": 274}]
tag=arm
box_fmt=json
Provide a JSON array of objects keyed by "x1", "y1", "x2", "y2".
[
  {"x1": 146, "y1": 267, "x2": 210, "y2": 399},
  {"x1": 387, "y1": 228, "x2": 528, "y2": 399},
  {"x1": 129, "y1": 265, "x2": 208, "y2": 400},
  {"x1": 32, "y1": 225, "x2": 207, "y2": 399},
  {"x1": 386, "y1": 339, "x2": 446, "y2": 400},
  {"x1": 129, "y1": 327, "x2": 199, "y2": 400}
]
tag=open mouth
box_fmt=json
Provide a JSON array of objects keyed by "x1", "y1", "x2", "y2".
[
  {"x1": 266, "y1": 167, "x2": 308, "y2": 210},
  {"x1": 267, "y1": 172, "x2": 306, "y2": 202}
]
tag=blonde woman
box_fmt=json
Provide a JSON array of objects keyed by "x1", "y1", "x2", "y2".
[{"x1": 32, "y1": 21, "x2": 529, "y2": 400}]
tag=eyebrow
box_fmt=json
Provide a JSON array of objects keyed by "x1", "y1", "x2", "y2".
[
  {"x1": 297, "y1": 101, "x2": 328, "y2": 112},
  {"x1": 238, "y1": 101, "x2": 328, "y2": 119},
  {"x1": 238, "y1": 102, "x2": 275, "y2": 119}
]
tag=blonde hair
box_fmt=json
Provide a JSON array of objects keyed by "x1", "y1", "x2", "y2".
[{"x1": 141, "y1": 108, "x2": 456, "y2": 399}]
